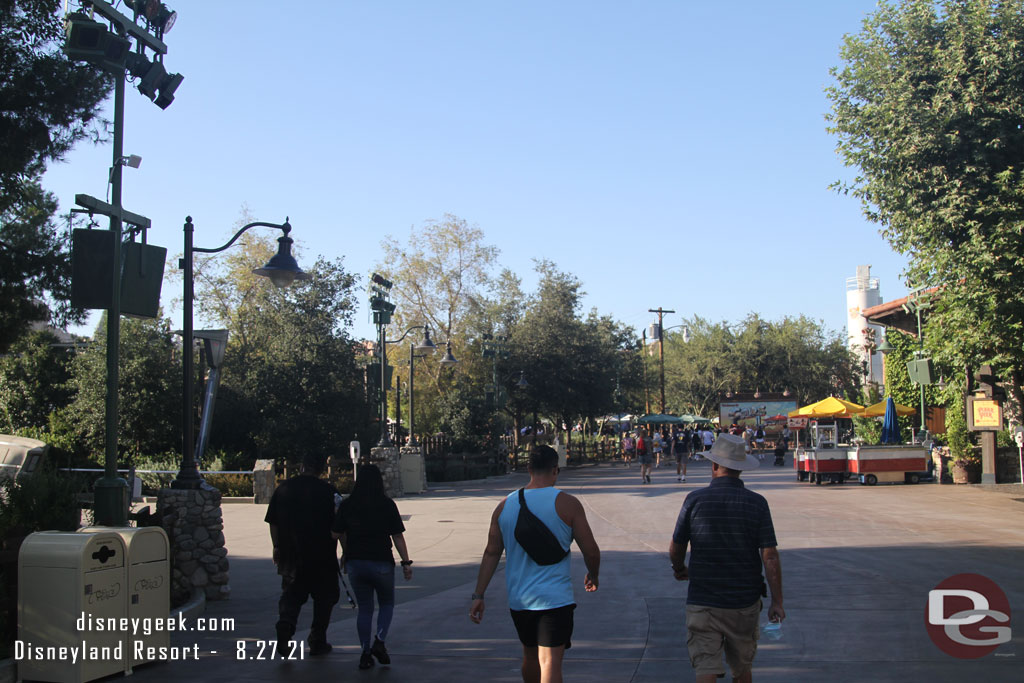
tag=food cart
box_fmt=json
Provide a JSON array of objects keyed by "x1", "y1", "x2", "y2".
[
  {"x1": 848, "y1": 399, "x2": 927, "y2": 484},
  {"x1": 794, "y1": 446, "x2": 812, "y2": 481},
  {"x1": 847, "y1": 445, "x2": 929, "y2": 485},
  {"x1": 787, "y1": 398, "x2": 864, "y2": 484}
]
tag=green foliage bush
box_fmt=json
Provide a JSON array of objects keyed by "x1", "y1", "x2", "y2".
[
  {"x1": 0, "y1": 465, "x2": 88, "y2": 541},
  {"x1": 132, "y1": 454, "x2": 183, "y2": 492}
]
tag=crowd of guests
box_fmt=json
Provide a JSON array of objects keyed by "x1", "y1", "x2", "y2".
[{"x1": 617, "y1": 423, "x2": 791, "y2": 482}]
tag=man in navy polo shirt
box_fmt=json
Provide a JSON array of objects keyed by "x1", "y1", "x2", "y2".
[{"x1": 669, "y1": 433, "x2": 784, "y2": 682}]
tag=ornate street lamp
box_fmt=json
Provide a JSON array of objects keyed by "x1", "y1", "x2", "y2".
[{"x1": 173, "y1": 216, "x2": 309, "y2": 488}]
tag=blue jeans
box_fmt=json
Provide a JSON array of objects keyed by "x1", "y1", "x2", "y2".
[{"x1": 346, "y1": 559, "x2": 396, "y2": 651}]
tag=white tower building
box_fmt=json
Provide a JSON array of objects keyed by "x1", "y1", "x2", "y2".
[{"x1": 846, "y1": 265, "x2": 884, "y2": 389}]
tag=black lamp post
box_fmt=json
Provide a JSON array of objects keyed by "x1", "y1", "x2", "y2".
[
  {"x1": 385, "y1": 326, "x2": 438, "y2": 446},
  {"x1": 173, "y1": 216, "x2": 309, "y2": 488}
]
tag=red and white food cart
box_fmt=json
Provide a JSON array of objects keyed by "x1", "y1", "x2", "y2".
[
  {"x1": 794, "y1": 447, "x2": 812, "y2": 481},
  {"x1": 847, "y1": 445, "x2": 929, "y2": 485},
  {"x1": 794, "y1": 420, "x2": 849, "y2": 484},
  {"x1": 808, "y1": 447, "x2": 848, "y2": 485}
]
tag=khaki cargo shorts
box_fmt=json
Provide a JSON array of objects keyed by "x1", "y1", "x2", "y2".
[{"x1": 685, "y1": 599, "x2": 761, "y2": 677}]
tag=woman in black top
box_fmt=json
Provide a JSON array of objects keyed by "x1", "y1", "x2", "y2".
[{"x1": 332, "y1": 464, "x2": 413, "y2": 670}]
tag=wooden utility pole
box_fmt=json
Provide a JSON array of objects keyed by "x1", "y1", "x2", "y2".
[{"x1": 649, "y1": 307, "x2": 675, "y2": 413}]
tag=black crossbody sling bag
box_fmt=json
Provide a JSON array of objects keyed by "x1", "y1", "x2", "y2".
[{"x1": 514, "y1": 488, "x2": 570, "y2": 566}]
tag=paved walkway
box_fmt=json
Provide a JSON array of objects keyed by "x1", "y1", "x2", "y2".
[{"x1": 123, "y1": 456, "x2": 1022, "y2": 682}]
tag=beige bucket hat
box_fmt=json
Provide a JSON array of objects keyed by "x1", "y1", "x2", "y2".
[{"x1": 705, "y1": 433, "x2": 760, "y2": 470}]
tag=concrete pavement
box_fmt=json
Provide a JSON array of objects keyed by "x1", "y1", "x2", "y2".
[{"x1": 119, "y1": 456, "x2": 1023, "y2": 682}]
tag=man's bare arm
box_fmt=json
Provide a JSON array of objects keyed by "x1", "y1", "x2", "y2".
[
  {"x1": 668, "y1": 539, "x2": 688, "y2": 580},
  {"x1": 761, "y1": 546, "x2": 785, "y2": 622},
  {"x1": 469, "y1": 501, "x2": 505, "y2": 623},
  {"x1": 269, "y1": 524, "x2": 281, "y2": 564},
  {"x1": 559, "y1": 493, "x2": 600, "y2": 591}
]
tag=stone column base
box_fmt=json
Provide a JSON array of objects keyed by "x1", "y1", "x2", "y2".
[
  {"x1": 369, "y1": 446, "x2": 403, "y2": 497},
  {"x1": 157, "y1": 483, "x2": 230, "y2": 605}
]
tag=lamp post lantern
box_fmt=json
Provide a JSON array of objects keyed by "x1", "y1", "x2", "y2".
[{"x1": 173, "y1": 216, "x2": 309, "y2": 488}]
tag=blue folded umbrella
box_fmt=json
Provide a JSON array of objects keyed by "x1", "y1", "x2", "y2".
[{"x1": 880, "y1": 396, "x2": 900, "y2": 444}]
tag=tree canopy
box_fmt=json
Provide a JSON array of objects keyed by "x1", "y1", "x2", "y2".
[
  {"x1": 0, "y1": 0, "x2": 112, "y2": 350},
  {"x1": 663, "y1": 314, "x2": 860, "y2": 414},
  {"x1": 827, "y1": 0, "x2": 1024, "y2": 414}
]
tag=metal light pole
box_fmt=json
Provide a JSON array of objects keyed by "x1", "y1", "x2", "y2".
[
  {"x1": 64, "y1": 0, "x2": 183, "y2": 524},
  {"x1": 408, "y1": 344, "x2": 426, "y2": 446},
  {"x1": 173, "y1": 216, "x2": 309, "y2": 488},
  {"x1": 649, "y1": 307, "x2": 675, "y2": 414},
  {"x1": 93, "y1": 75, "x2": 129, "y2": 525},
  {"x1": 384, "y1": 325, "x2": 436, "y2": 445}
]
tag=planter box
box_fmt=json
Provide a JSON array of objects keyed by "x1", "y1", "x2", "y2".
[{"x1": 951, "y1": 461, "x2": 981, "y2": 484}]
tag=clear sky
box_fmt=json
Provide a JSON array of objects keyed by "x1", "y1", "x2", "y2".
[{"x1": 45, "y1": 0, "x2": 907, "y2": 343}]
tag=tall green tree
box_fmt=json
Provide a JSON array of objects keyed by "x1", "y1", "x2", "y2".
[
  {"x1": 59, "y1": 314, "x2": 180, "y2": 463},
  {"x1": 0, "y1": 0, "x2": 112, "y2": 350},
  {"x1": 0, "y1": 329, "x2": 75, "y2": 433},
  {"x1": 508, "y1": 261, "x2": 631, "y2": 437},
  {"x1": 663, "y1": 315, "x2": 860, "y2": 416},
  {"x1": 827, "y1": 0, "x2": 1024, "y2": 416},
  {"x1": 377, "y1": 215, "x2": 500, "y2": 437}
]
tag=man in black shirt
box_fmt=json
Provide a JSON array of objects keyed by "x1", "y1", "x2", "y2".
[
  {"x1": 669, "y1": 433, "x2": 784, "y2": 682},
  {"x1": 265, "y1": 453, "x2": 340, "y2": 656}
]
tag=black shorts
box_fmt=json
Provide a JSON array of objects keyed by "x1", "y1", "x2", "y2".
[{"x1": 510, "y1": 604, "x2": 576, "y2": 648}]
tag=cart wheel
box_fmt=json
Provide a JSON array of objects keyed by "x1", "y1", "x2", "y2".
[
  {"x1": 907, "y1": 473, "x2": 920, "y2": 484},
  {"x1": 865, "y1": 474, "x2": 878, "y2": 486}
]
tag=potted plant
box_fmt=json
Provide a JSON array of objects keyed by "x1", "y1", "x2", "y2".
[{"x1": 944, "y1": 401, "x2": 980, "y2": 484}]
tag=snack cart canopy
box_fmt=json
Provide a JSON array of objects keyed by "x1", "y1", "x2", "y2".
[
  {"x1": 857, "y1": 400, "x2": 917, "y2": 417},
  {"x1": 787, "y1": 397, "x2": 865, "y2": 419}
]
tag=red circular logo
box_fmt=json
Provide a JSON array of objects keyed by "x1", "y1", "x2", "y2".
[{"x1": 925, "y1": 573, "x2": 1011, "y2": 659}]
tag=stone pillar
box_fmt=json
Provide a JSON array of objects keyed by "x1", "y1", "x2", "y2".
[
  {"x1": 252, "y1": 459, "x2": 276, "y2": 504},
  {"x1": 157, "y1": 482, "x2": 230, "y2": 605},
  {"x1": 369, "y1": 446, "x2": 403, "y2": 497}
]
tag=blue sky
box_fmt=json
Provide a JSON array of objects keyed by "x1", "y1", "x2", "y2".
[{"x1": 45, "y1": 0, "x2": 906, "y2": 343}]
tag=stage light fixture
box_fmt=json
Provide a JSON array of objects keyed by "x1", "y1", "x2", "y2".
[
  {"x1": 154, "y1": 72, "x2": 183, "y2": 109},
  {"x1": 64, "y1": 12, "x2": 130, "y2": 73},
  {"x1": 125, "y1": 0, "x2": 178, "y2": 34}
]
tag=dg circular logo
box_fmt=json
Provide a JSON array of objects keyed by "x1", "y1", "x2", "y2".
[{"x1": 925, "y1": 573, "x2": 1011, "y2": 659}]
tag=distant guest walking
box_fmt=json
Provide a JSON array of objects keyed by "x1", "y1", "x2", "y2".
[
  {"x1": 332, "y1": 464, "x2": 414, "y2": 670},
  {"x1": 636, "y1": 432, "x2": 652, "y2": 484},
  {"x1": 669, "y1": 434, "x2": 784, "y2": 682},
  {"x1": 265, "y1": 453, "x2": 339, "y2": 656},
  {"x1": 470, "y1": 445, "x2": 601, "y2": 683}
]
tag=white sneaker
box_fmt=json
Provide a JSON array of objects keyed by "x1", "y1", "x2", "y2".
[{"x1": 680, "y1": 475, "x2": 686, "y2": 482}]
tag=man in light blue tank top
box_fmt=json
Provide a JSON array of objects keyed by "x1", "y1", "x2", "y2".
[{"x1": 470, "y1": 445, "x2": 601, "y2": 683}]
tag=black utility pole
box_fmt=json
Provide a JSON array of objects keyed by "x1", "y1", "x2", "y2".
[{"x1": 649, "y1": 307, "x2": 675, "y2": 414}]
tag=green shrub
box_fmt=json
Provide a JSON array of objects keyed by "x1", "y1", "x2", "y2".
[
  {"x1": 0, "y1": 465, "x2": 88, "y2": 541},
  {"x1": 133, "y1": 454, "x2": 182, "y2": 492},
  {"x1": 203, "y1": 472, "x2": 253, "y2": 497}
]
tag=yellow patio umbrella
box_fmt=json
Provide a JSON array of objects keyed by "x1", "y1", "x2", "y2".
[
  {"x1": 857, "y1": 400, "x2": 917, "y2": 418},
  {"x1": 787, "y1": 396, "x2": 865, "y2": 419}
]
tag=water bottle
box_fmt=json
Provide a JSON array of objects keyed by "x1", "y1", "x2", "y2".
[{"x1": 761, "y1": 620, "x2": 783, "y2": 641}]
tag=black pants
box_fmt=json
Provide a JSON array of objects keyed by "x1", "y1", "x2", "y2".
[{"x1": 277, "y1": 567, "x2": 340, "y2": 640}]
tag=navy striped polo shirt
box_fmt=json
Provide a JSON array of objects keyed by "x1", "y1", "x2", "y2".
[{"x1": 672, "y1": 476, "x2": 777, "y2": 608}]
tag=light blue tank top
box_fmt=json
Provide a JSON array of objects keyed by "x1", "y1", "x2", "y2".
[{"x1": 498, "y1": 486, "x2": 574, "y2": 611}]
